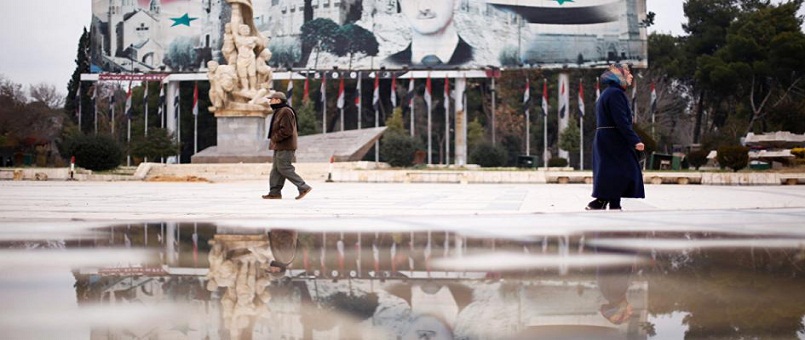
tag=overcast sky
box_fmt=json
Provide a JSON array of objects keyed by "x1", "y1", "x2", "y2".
[{"x1": 0, "y1": 1, "x2": 799, "y2": 98}]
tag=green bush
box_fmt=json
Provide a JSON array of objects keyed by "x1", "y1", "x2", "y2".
[
  {"x1": 548, "y1": 157, "x2": 569, "y2": 167},
  {"x1": 380, "y1": 132, "x2": 419, "y2": 167},
  {"x1": 716, "y1": 145, "x2": 749, "y2": 172},
  {"x1": 687, "y1": 150, "x2": 709, "y2": 170},
  {"x1": 469, "y1": 142, "x2": 508, "y2": 167},
  {"x1": 67, "y1": 134, "x2": 123, "y2": 171},
  {"x1": 791, "y1": 147, "x2": 805, "y2": 159},
  {"x1": 129, "y1": 128, "x2": 179, "y2": 161}
]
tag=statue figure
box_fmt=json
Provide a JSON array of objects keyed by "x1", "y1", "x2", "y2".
[
  {"x1": 221, "y1": 24, "x2": 237, "y2": 65},
  {"x1": 235, "y1": 24, "x2": 259, "y2": 92},
  {"x1": 207, "y1": 0, "x2": 272, "y2": 113}
]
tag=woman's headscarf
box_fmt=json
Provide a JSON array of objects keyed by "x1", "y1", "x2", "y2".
[{"x1": 600, "y1": 63, "x2": 631, "y2": 89}]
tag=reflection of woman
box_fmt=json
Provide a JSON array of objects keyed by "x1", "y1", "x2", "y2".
[{"x1": 588, "y1": 63, "x2": 645, "y2": 210}]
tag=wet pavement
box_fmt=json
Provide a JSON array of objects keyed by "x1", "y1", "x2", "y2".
[{"x1": 1, "y1": 181, "x2": 805, "y2": 339}]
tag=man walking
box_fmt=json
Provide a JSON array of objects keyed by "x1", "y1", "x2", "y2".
[{"x1": 263, "y1": 92, "x2": 313, "y2": 200}]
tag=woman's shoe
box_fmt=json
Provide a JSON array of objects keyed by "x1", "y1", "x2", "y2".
[
  {"x1": 608, "y1": 199, "x2": 622, "y2": 210},
  {"x1": 586, "y1": 199, "x2": 608, "y2": 210}
]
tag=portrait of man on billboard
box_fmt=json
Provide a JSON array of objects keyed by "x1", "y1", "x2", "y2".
[{"x1": 386, "y1": 0, "x2": 474, "y2": 67}]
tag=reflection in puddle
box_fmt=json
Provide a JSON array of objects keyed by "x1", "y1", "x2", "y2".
[{"x1": 1, "y1": 222, "x2": 804, "y2": 339}]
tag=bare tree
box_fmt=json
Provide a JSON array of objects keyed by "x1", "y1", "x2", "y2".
[{"x1": 29, "y1": 83, "x2": 64, "y2": 109}]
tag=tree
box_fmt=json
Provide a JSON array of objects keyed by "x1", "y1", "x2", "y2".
[
  {"x1": 30, "y1": 83, "x2": 64, "y2": 110},
  {"x1": 300, "y1": 18, "x2": 339, "y2": 69},
  {"x1": 331, "y1": 24, "x2": 379, "y2": 69},
  {"x1": 296, "y1": 100, "x2": 320, "y2": 136},
  {"x1": 66, "y1": 27, "x2": 91, "y2": 132}
]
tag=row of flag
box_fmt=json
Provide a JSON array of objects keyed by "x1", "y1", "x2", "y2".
[
  {"x1": 75, "y1": 81, "x2": 201, "y2": 120},
  {"x1": 283, "y1": 74, "x2": 451, "y2": 112},
  {"x1": 521, "y1": 79, "x2": 658, "y2": 118}
]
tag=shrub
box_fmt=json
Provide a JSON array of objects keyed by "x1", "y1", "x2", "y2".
[
  {"x1": 687, "y1": 150, "x2": 709, "y2": 170},
  {"x1": 67, "y1": 134, "x2": 122, "y2": 171},
  {"x1": 716, "y1": 145, "x2": 749, "y2": 172},
  {"x1": 791, "y1": 147, "x2": 805, "y2": 159},
  {"x1": 380, "y1": 132, "x2": 419, "y2": 167},
  {"x1": 548, "y1": 157, "x2": 569, "y2": 167},
  {"x1": 129, "y1": 128, "x2": 179, "y2": 161},
  {"x1": 469, "y1": 142, "x2": 508, "y2": 167}
]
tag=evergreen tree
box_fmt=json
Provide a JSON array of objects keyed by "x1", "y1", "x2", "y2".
[{"x1": 66, "y1": 27, "x2": 91, "y2": 133}]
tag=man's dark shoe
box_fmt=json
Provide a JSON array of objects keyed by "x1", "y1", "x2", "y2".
[
  {"x1": 295, "y1": 187, "x2": 312, "y2": 200},
  {"x1": 586, "y1": 199, "x2": 608, "y2": 210},
  {"x1": 262, "y1": 194, "x2": 282, "y2": 199}
]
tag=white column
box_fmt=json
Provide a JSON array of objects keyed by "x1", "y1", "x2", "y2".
[{"x1": 454, "y1": 78, "x2": 467, "y2": 166}]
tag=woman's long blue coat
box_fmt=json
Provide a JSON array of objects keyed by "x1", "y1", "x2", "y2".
[{"x1": 591, "y1": 83, "x2": 645, "y2": 199}]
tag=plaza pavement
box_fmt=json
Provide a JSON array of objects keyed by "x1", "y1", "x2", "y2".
[{"x1": 2, "y1": 180, "x2": 805, "y2": 228}]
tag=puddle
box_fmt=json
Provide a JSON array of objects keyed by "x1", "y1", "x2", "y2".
[{"x1": 1, "y1": 222, "x2": 804, "y2": 339}]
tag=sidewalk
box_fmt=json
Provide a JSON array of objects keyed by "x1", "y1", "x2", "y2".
[{"x1": 2, "y1": 180, "x2": 805, "y2": 222}]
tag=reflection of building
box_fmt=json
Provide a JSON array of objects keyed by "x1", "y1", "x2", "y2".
[{"x1": 72, "y1": 224, "x2": 649, "y2": 339}]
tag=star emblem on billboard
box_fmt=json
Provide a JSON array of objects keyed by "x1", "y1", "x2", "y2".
[
  {"x1": 555, "y1": 0, "x2": 574, "y2": 4},
  {"x1": 170, "y1": 13, "x2": 198, "y2": 27}
]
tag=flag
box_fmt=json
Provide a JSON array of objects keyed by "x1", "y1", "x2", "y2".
[
  {"x1": 124, "y1": 82, "x2": 133, "y2": 119},
  {"x1": 523, "y1": 78, "x2": 531, "y2": 112},
  {"x1": 424, "y1": 76, "x2": 432, "y2": 109},
  {"x1": 143, "y1": 81, "x2": 148, "y2": 102},
  {"x1": 174, "y1": 91, "x2": 180, "y2": 118},
  {"x1": 444, "y1": 76, "x2": 450, "y2": 113},
  {"x1": 541, "y1": 79, "x2": 548, "y2": 116},
  {"x1": 303, "y1": 76, "x2": 310, "y2": 102},
  {"x1": 75, "y1": 86, "x2": 81, "y2": 118},
  {"x1": 650, "y1": 82, "x2": 657, "y2": 113},
  {"x1": 595, "y1": 80, "x2": 601, "y2": 102},
  {"x1": 336, "y1": 77, "x2": 345, "y2": 109},
  {"x1": 558, "y1": 81, "x2": 566, "y2": 119},
  {"x1": 110, "y1": 88, "x2": 116, "y2": 113},
  {"x1": 354, "y1": 73, "x2": 361, "y2": 107},
  {"x1": 158, "y1": 83, "x2": 165, "y2": 116},
  {"x1": 578, "y1": 80, "x2": 585, "y2": 117},
  {"x1": 372, "y1": 75, "x2": 380, "y2": 111},
  {"x1": 631, "y1": 79, "x2": 637, "y2": 115},
  {"x1": 391, "y1": 74, "x2": 397, "y2": 108},
  {"x1": 320, "y1": 74, "x2": 326, "y2": 104},
  {"x1": 192, "y1": 82, "x2": 199, "y2": 116},
  {"x1": 286, "y1": 79, "x2": 294, "y2": 107},
  {"x1": 406, "y1": 76, "x2": 415, "y2": 106}
]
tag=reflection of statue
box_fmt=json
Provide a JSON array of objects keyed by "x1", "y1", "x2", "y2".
[{"x1": 207, "y1": 231, "x2": 296, "y2": 339}]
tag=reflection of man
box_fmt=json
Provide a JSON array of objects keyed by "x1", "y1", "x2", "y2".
[{"x1": 387, "y1": 0, "x2": 473, "y2": 67}]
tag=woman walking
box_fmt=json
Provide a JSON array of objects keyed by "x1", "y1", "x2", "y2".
[{"x1": 588, "y1": 63, "x2": 645, "y2": 210}]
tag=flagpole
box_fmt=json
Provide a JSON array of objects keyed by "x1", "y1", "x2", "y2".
[
  {"x1": 144, "y1": 82, "x2": 149, "y2": 162},
  {"x1": 445, "y1": 76, "x2": 450, "y2": 165},
  {"x1": 93, "y1": 85, "x2": 98, "y2": 135},
  {"x1": 409, "y1": 75, "x2": 415, "y2": 137},
  {"x1": 357, "y1": 72, "x2": 362, "y2": 130},
  {"x1": 579, "y1": 79, "x2": 584, "y2": 170},
  {"x1": 524, "y1": 78, "x2": 530, "y2": 156},
  {"x1": 321, "y1": 74, "x2": 327, "y2": 134},
  {"x1": 126, "y1": 82, "x2": 131, "y2": 167},
  {"x1": 193, "y1": 82, "x2": 198, "y2": 155},
  {"x1": 542, "y1": 79, "x2": 548, "y2": 168},
  {"x1": 77, "y1": 84, "x2": 82, "y2": 134},
  {"x1": 427, "y1": 75, "x2": 432, "y2": 164}
]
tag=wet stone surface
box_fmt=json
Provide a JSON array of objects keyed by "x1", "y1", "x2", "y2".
[{"x1": 2, "y1": 219, "x2": 804, "y2": 339}]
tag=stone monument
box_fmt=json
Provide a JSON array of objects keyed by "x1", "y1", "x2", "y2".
[{"x1": 192, "y1": 0, "x2": 275, "y2": 163}]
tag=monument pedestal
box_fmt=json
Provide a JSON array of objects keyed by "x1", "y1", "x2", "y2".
[{"x1": 192, "y1": 108, "x2": 273, "y2": 163}]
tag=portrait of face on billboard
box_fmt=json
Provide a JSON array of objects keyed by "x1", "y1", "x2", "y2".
[
  {"x1": 385, "y1": 0, "x2": 474, "y2": 68},
  {"x1": 89, "y1": 0, "x2": 648, "y2": 73}
]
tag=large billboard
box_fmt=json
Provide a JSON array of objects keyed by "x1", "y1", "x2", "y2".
[{"x1": 90, "y1": 0, "x2": 647, "y2": 73}]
